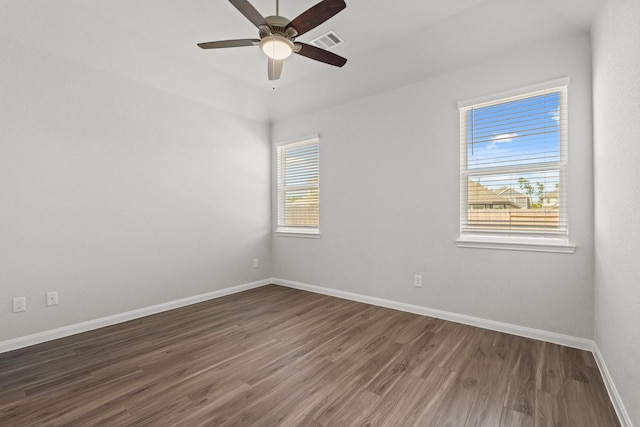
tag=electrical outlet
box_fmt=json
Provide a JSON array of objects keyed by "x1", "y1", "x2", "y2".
[
  {"x1": 46, "y1": 291, "x2": 59, "y2": 306},
  {"x1": 13, "y1": 297, "x2": 26, "y2": 312},
  {"x1": 253, "y1": 258, "x2": 259, "y2": 268},
  {"x1": 414, "y1": 275, "x2": 423, "y2": 288}
]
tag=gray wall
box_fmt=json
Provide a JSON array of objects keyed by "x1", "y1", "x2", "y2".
[
  {"x1": 272, "y1": 33, "x2": 595, "y2": 339},
  {"x1": 592, "y1": 0, "x2": 640, "y2": 423},
  {"x1": 1, "y1": 38, "x2": 272, "y2": 341}
]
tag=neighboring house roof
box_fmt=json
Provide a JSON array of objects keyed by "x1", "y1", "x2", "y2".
[
  {"x1": 497, "y1": 187, "x2": 527, "y2": 197},
  {"x1": 545, "y1": 190, "x2": 559, "y2": 199},
  {"x1": 467, "y1": 180, "x2": 520, "y2": 208},
  {"x1": 496, "y1": 186, "x2": 531, "y2": 208}
]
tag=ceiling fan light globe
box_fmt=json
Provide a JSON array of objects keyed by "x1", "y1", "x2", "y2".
[{"x1": 260, "y1": 35, "x2": 294, "y2": 60}]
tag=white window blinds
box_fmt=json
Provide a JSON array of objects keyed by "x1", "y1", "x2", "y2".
[
  {"x1": 276, "y1": 137, "x2": 320, "y2": 233},
  {"x1": 459, "y1": 84, "x2": 568, "y2": 237}
]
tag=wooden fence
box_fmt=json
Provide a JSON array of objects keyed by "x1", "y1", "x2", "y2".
[
  {"x1": 285, "y1": 203, "x2": 319, "y2": 227},
  {"x1": 467, "y1": 209, "x2": 559, "y2": 230}
]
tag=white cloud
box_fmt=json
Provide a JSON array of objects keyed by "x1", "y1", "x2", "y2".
[
  {"x1": 487, "y1": 132, "x2": 518, "y2": 149},
  {"x1": 492, "y1": 133, "x2": 519, "y2": 143},
  {"x1": 550, "y1": 106, "x2": 560, "y2": 122}
]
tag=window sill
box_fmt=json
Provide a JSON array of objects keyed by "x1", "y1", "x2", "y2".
[
  {"x1": 456, "y1": 234, "x2": 575, "y2": 254},
  {"x1": 276, "y1": 228, "x2": 321, "y2": 239}
]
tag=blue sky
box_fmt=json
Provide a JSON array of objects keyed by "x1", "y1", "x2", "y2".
[{"x1": 466, "y1": 91, "x2": 562, "y2": 196}]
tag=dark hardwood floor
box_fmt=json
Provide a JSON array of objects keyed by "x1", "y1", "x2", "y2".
[{"x1": 0, "y1": 285, "x2": 620, "y2": 426}]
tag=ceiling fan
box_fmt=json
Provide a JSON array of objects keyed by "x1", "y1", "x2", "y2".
[{"x1": 198, "y1": 0, "x2": 347, "y2": 80}]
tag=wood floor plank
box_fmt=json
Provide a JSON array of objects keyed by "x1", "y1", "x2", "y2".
[
  {"x1": 365, "y1": 372, "x2": 436, "y2": 425},
  {"x1": 537, "y1": 341, "x2": 564, "y2": 396},
  {"x1": 314, "y1": 387, "x2": 381, "y2": 426},
  {"x1": 426, "y1": 352, "x2": 483, "y2": 427},
  {"x1": 0, "y1": 285, "x2": 620, "y2": 426},
  {"x1": 501, "y1": 407, "x2": 535, "y2": 427},
  {"x1": 279, "y1": 414, "x2": 323, "y2": 427},
  {"x1": 400, "y1": 367, "x2": 458, "y2": 426},
  {"x1": 364, "y1": 331, "x2": 427, "y2": 396},
  {"x1": 534, "y1": 388, "x2": 567, "y2": 427},
  {"x1": 503, "y1": 337, "x2": 540, "y2": 417},
  {"x1": 463, "y1": 330, "x2": 510, "y2": 427}
]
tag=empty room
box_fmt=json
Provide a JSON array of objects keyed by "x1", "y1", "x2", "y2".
[{"x1": 1, "y1": 0, "x2": 638, "y2": 425}]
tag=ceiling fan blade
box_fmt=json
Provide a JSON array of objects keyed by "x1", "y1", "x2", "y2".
[
  {"x1": 229, "y1": 0, "x2": 265, "y2": 28},
  {"x1": 198, "y1": 39, "x2": 260, "y2": 49},
  {"x1": 286, "y1": 0, "x2": 346, "y2": 37},
  {"x1": 268, "y1": 58, "x2": 283, "y2": 80},
  {"x1": 295, "y1": 42, "x2": 347, "y2": 67}
]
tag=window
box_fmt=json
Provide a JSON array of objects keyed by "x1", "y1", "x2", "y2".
[
  {"x1": 276, "y1": 136, "x2": 320, "y2": 236},
  {"x1": 457, "y1": 79, "x2": 574, "y2": 253}
]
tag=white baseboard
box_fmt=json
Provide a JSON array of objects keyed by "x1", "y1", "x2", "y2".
[
  {"x1": 593, "y1": 343, "x2": 634, "y2": 427},
  {"x1": 2, "y1": 277, "x2": 593, "y2": 354},
  {"x1": 2, "y1": 277, "x2": 629, "y2": 427},
  {"x1": 0, "y1": 279, "x2": 270, "y2": 354},
  {"x1": 272, "y1": 278, "x2": 594, "y2": 351}
]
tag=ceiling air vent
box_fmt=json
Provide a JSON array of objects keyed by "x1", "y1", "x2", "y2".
[{"x1": 310, "y1": 31, "x2": 344, "y2": 50}]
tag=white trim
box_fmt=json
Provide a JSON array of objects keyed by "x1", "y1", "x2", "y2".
[
  {"x1": 593, "y1": 343, "x2": 634, "y2": 427},
  {"x1": 276, "y1": 228, "x2": 321, "y2": 238},
  {"x1": 0, "y1": 279, "x2": 270, "y2": 354},
  {"x1": 456, "y1": 235, "x2": 576, "y2": 254},
  {"x1": 463, "y1": 162, "x2": 568, "y2": 177},
  {"x1": 457, "y1": 77, "x2": 571, "y2": 109},
  {"x1": 272, "y1": 278, "x2": 593, "y2": 351}
]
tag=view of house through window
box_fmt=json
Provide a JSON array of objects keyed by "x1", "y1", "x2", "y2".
[
  {"x1": 276, "y1": 137, "x2": 320, "y2": 234},
  {"x1": 460, "y1": 84, "x2": 568, "y2": 236}
]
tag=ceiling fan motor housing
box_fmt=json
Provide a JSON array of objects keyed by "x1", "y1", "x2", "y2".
[{"x1": 261, "y1": 16, "x2": 296, "y2": 37}]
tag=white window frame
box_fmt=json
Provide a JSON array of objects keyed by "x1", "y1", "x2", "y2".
[
  {"x1": 456, "y1": 78, "x2": 575, "y2": 253},
  {"x1": 275, "y1": 135, "x2": 321, "y2": 238}
]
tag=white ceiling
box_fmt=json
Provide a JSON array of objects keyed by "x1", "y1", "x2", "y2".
[
  {"x1": 1, "y1": 0, "x2": 603, "y2": 121},
  {"x1": 64, "y1": 0, "x2": 495, "y2": 88}
]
